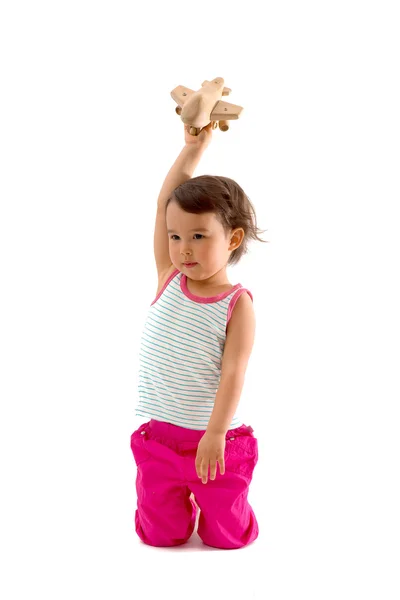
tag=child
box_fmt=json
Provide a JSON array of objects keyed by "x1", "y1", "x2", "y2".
[{"x1": 130, "y1": 121, "x2": 267, "y2": 549}]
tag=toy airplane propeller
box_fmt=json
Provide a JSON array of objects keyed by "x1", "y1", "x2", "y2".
[{"x1": 171, "y1": 77, "x2": 243, "y2": 136}]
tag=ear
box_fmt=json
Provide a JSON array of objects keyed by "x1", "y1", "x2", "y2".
[{"x1": 229, "y1": 228, "x2": 245, "y2": 251}]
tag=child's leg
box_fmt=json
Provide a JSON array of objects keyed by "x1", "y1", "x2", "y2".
[
  {"x1": 130, "y1": 421, "x2": 197, "y2": 547},
  {"x1": 187, "y1": 425, "x2": 259, "y2": 549}
]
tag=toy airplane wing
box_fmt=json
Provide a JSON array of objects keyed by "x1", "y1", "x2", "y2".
[
  {"x1": 170, "y1": 85, "x2": 195, "y2": 107},
  {"x1": 210, "y1": 100, "x2": 243, "y2": 120}
]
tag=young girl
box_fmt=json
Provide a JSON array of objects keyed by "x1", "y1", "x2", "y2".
[{"x1": 130, "y1": 121, "x2": 267, "y2": 549}]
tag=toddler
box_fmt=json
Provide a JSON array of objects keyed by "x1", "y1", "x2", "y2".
[{"x1": 130, "y1": 121, "x2": 267, "y2": 549}]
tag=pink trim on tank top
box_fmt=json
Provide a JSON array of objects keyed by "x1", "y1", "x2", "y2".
[
  {"x1": 151, "y1": 268, "x2": 180, "y2": 306},
  {"x1": 226, "y1": 288, "x2": 254, "y2": 330},
  {"x1": 180, "y1": 273, "x2": 243, "y2": 304},
  {"x1": 150, "y1": 269, "x2": 253, "y2": 330}
]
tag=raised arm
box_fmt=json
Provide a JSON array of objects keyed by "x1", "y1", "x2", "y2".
[{"x1": 154, "y1": 124, "x2": 213, "y2": 282}]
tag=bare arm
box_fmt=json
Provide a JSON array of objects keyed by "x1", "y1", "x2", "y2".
[
  {"x1": 206, "y1": 293, "x2": 256, "y2": 435},
  {"x1": 154, "y1": 123, "x2": 213, "y2": 278},
  {"x1": 157, "y1": 122, "x2": 213, "y2": 208},
  {"x1": 156, "y1": 144, "x2": 207, "y2": 208}
]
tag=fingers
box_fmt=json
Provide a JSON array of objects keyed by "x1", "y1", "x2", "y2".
[
  {"x1": 198, "y1": 461, "x2": 209, "y2": 484},
  {"x1": 196, "y1": 458, "x2": 210, "y2": 484},
  {"x1": 209, "y1": 458, "x2": 225, "y2": 480},
  {"x1": 210, "y1": 461, "x2": 217, "y2": 481},
  {"x1": 195, "y1": 459, "x2": 225, "y2": 484}
]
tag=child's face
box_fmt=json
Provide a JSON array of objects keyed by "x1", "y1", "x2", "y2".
[{"x1": 166, "y1": 201, "x2": 234, "y2": 280}]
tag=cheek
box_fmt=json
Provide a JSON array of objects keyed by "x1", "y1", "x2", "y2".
[{"x1": 169, "y1": 244, "x2": 182, "y2": 262}]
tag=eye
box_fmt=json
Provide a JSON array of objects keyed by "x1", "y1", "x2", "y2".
[{"x1": 170, "y1": 234, "x2": 204, "y2": 240}]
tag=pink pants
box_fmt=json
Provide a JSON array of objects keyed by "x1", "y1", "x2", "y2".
[{"x1": 130, "y1": 418, "x2": 259, "y2": 549}]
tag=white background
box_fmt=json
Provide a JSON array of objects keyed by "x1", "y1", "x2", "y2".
[{"x1": 1, "y1": 1, "x2": 399, "y2": 599}]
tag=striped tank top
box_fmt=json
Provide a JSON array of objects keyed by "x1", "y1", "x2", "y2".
[{"x1": 135, "y1": 268, "x2": 253, "y2": 431}]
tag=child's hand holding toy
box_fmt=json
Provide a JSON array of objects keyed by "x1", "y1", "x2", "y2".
[{"x1": 184, "y1": 121, "x2": 214, "y2": 150}]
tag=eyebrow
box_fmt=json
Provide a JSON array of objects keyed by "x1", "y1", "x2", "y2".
[{"x1": 167, "y1": 228, "x2": 210, "y2": 234}]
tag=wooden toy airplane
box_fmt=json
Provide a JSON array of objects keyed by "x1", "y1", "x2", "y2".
[{"x1": 171, "y1": 77, "x2": 243, "y2": 136}]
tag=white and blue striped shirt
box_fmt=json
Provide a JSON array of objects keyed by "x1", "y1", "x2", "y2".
[{"x1": 135, "y1": 269, "x2": 253, "y2": 430}]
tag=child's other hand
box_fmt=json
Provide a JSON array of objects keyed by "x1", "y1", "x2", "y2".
[
  {"x1": 184, "y1": 121, "x2": 214, "y2": 149},
  {"x1": 195, "y1": 431, "x2": 226, "y2": 484}
]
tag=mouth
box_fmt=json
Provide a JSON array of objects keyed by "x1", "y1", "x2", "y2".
[{"x1": 183, "y1": 262, "x2": 198, "y2": 267}]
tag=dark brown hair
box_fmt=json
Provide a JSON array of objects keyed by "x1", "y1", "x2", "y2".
[{"x1": 166, "y1": 175, "x2": 269, "y2": 266}]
